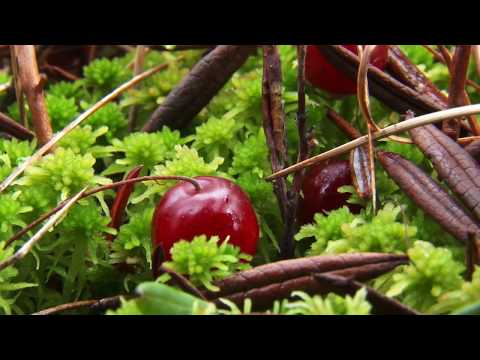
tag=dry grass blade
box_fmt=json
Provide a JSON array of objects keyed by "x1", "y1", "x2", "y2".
[
  {"x1": 377, "y1": 150, "x2": 480, "y2": 244},
  {"x1": 13, "y1": 45, "x2": 53, "y2": 145},
  {"x1": 357, "y1": 45, "x2": 377, "y2": 211},
  {"x1": 266, "y1": 104, "x2": 480, "y2": 181},
  {"x1": 410, "y1": 124, "x2": 480, "y2": 222},
  {"x1": 0, "y1": 188, "x2": 86, "y2": 272},
  {"x1": 0, "y1": 62, "x2": 170, "y2": 195}
]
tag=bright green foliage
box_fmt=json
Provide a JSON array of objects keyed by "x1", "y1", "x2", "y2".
[
  {"x1": 0, "y1": 45, "x2": 469, "y2": 315},
  {"x1": 0, "y1": 71, "x2": 10, "y2": 85},
  {"x1": 273, "y1": 288, "x2": 372, "y2": 315},
  {"x1": 295, "y1": 207, "x2": 356, "y2": 255},
  {"x1": 0, "y1": 138, "x2": 36, "y2": 166},
  {"x1": 163, "y1": 235, "x2": 252, "y2": 292},
  {"x1": 133, "y1": 145, "x2": 224, "y2": 203},
  {"x1": 107, "y1": 282, "x2": 216, "y2": 315},
  {"x1": 47, "y1": 80, "x2": 86, "y2": 100},
  {"x1": 0, "y1": 242, "x2": 37, "y2": 315},
  {"x1": 386, "y1": 241, "x2": 464, "y2": 312},
  {"x1": 381, "y1": 141, "x2": 426, "y2": 166},
  {"x1": 83, "y1": 57, "x2": 132, "y2": 94},
  {"x1": 229, "y1": 129, "x2": 270, "y2": 178},
  {"x1": 107, "y1": 128, "x2": 186, "y2": 175},
  {"x1": 111, "y1": 207, "x2": 154, "y2": 271},
  {"x1": 46, "y1": 199, "x2": 114, "y2": 299},
  {"x1": 86, "y1": 103, "x2": 127, "y2": 141},
  {"x1": 16, "y1": 147, "x2": 111, "y2": 201},
  {"x1": 0, "y1": 193, "x2": 32, "y2": 242},
  {"x1": 0, "y1": 139, "x2": 35, "y2": 181},
  {"x1": 295, "y1": 203, "x2": 415, "y2": 255},
  {"x1": 58, "y1": 125, "x2": 112, "y2": 157},
  {"x1": 46, "y1": 94, "x2": 80, "y2": 131},
  {"x1": 429, "y1": 267, "x2": 480, "y2": 314},
  {"x1": 193, "y1": 116, "x2": 242, "y2": 160}
]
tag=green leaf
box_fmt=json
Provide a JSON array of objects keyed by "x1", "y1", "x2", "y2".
[{"x1": 107, "y1": 282, "x2": 216, "y2": 315}]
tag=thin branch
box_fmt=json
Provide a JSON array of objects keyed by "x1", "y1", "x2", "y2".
[
  {"x1": 472, "y1": 45, "x2": 480, "y2": 79},
  {"x1": 5, "y1": 175, "x2": 200, "y2": 248},
  {"x1": 326, "y1": 108, "x2": 362, "y2": 139},
  {"x1": 13, "y1": 45, "x2": 53, "y2": 145},
  {"x1": 0, "y1": 62, "x2": 171, "y2": 195},
  {"x1": 128, "y1": 45, "x2": 147, "y2": 132},
  {"x1": 266, "y1": 104, "x2": 480, "y2": 181},
  {"x1": 0, "y1": 112, "x2": 35, "y2": 140},
  {"x1": 0, "y1": 188, "x2": 86, "y2": 272},
  {"x1": 41, "y1": 64, "x2": 80, "y2": 81},
  {"x1": 443, "y1": 45, "x2": 473, "y2": 138},
  {"x1": 158, "y1": 265, "x2": 207, "y2": 300},
  {"x1": 9, "y1": 46, "x2": 26, "y2": 128},
  {"x1": 33, "y1": 295, "x2": 125, "y2": 315},
  {"x1": 262, "y1": 45, "x2": 292, "y2": 258}
]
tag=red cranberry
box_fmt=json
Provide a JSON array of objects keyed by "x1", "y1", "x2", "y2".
[
  {"x1": 152, "y1": 176, "x2": 259, "y2": 260},
  {"x1": 305, "y1": 45, "x2": 389, "y2": 95},
  {"x1": 298, "y1": 159, "x2": 362, "y2": 224}
]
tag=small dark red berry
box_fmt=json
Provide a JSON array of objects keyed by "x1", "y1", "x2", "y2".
[
  {"x1": 305, "y1": 45, "x2": 389, "y2": 95},
  {"x1": 152, "y1": 176, "x2": 259, "y2": 260},
  {"x1": 298, "y1": 159, "x2": 362, "y2": 224}
]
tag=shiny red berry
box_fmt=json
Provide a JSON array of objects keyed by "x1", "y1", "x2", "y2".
[
  {"x1": 152, "y1": 176, "x2": 259, "y2": 260},
  {"x1": 298, "y1": 159, "x2": 362, "y2": 224},
  {"x1": 305, "y1": 45, "x2": 389, "y2": 95}
]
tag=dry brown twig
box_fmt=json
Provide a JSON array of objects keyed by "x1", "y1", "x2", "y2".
[
  {"x1": 12, "y1": 45, "x2": 53, "y2": 146},
  {"x1": 128, "y1": 45, "x2": 147, "y2": 131}
]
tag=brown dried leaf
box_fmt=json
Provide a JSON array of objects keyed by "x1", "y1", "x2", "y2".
[
  {"x1": 377, "y1": 150, "x2": 480, "y2": 243},
  {"x1": 203, "y1": 253, "x2": 408, "y2": 310},
  {"x1": 142, "y1": 45, "x2": 257, "y2": 132},
  {"x1": 409, "y1": 124, "x2": 480, "y2": 221},
  {"x1": 316, "y1": 45, "x2": 443, "y2": 115},
  {"x1": 350, "y1": 145, "x2": 372, "y2": 199},
  {"x1": 387, "y1": 45, "x2": 448, "y2": 109}
]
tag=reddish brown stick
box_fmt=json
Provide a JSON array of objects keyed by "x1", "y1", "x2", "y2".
[
  {"x1": 0, "y1": 112, "x2": 35, "y2": 140},
  {"x1": 13, "y1": 45, "x2": 53, "y2": 146},
  {"x1": 106, "y1": 165, "x2": 144, "y2": 242}
]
